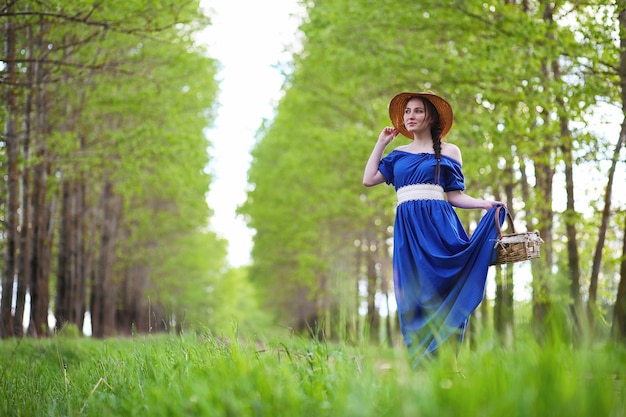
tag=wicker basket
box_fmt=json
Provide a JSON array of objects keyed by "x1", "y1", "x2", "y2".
[{"x1": 493, "y1": 206, "x2": 543, "y2": 265}]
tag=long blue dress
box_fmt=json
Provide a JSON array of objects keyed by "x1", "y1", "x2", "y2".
[{"x1": 378, "y1": 150, "x2": 505, "y2": 365}]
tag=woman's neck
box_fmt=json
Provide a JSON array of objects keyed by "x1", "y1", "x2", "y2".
[{"x1": 407, "y1": 135, "x2": 433, "y2": 152}]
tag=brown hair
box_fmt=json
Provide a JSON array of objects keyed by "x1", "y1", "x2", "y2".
[{"x1": 412, "y1": 97, "x2": 443, "y2": 183}]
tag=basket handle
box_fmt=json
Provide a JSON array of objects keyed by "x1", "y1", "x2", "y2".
[{"x1": 494, "y1": 205, "x2": 515, "y2": 239}]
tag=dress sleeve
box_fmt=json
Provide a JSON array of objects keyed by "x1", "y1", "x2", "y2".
[
  {"x1": 442, "y1": 158, "x2": 465, "y2": 192},
  {"x1": 378, "y1": 151, "x2": 396, "y2": 186}
]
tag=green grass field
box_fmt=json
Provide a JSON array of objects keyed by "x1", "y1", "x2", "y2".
[{"x1": 1, "y1": 331, "x2": 624, "y2": 417}]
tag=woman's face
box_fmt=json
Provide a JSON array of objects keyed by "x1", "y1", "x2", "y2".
[{"x1": 403, "y1": 97, "x2": 431, "y2": 134}]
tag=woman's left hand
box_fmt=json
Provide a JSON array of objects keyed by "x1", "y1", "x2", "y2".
[{"x1": 485, "y1": 201, "x2": 506, "y2": 210}]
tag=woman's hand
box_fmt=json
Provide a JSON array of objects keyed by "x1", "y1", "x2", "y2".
[
  {"x1": 378, "y1": 127, "x2": 399, "y2": 146},
  {"x1": 483, "y1": 200, "x2": 505, "y2": 210}
]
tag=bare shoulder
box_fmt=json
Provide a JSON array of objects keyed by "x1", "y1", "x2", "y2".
[{"x1": 441, "y1": 142, "x2": 462, "y2": 164}]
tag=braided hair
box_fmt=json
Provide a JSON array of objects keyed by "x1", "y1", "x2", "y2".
[{"x1": 420, "y1": 98, "x2": 443, "y2": 184}]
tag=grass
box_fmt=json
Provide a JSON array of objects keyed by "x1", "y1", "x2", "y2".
[{"x1": 0, "y1": 331, "x2": 624, "y2": 417}]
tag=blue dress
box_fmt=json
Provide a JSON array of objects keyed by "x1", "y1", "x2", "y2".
[{"x1": 378, "y1": 150, "x2": 505, "y2": 365}]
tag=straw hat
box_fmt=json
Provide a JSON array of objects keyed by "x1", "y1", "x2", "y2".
[{"x1": 388, "y1": 91, "x2": 454, "y2": 139}]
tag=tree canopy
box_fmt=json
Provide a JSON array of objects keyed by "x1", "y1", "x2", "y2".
[
  {"x1": 240, "y1": 0, "x2": 626, "y2": 344},
  {"x1": 0, "y1": 0, "x2": 241, "y2": 337},
  {"x1": 2, "y1": 0, "x2": 626, "y2": 349}
]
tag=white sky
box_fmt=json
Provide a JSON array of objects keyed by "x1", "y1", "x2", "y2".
[{"x1": 198, "y1": 0, "x2": 303, "y2": 267}]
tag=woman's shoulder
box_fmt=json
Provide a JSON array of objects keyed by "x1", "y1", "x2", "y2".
[
  {"x1": 394, "y1": 144, "x2": 412, "y2": 152},
  {"x1": 441, "y1": 142, "x2": 462, "y2": 164}
]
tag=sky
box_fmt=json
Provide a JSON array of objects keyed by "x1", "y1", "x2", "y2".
[{"x1": 198, "y1": 0, "x2": 304, "y2": 267}]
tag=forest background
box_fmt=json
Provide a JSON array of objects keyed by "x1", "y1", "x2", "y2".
[{"x1": 1, "y1": 0, "x2": 626, "y2": 353}]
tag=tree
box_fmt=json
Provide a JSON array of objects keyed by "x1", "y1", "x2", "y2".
[
  {"x1": 241, "y1": 0, "x2": 625, "y2": 347},
  {"x1": 611, "y1": 3, "x2": 626, "y2": 342},
  {"x1": 0, "y1": 0, "x2": 224, "y2": 338}
]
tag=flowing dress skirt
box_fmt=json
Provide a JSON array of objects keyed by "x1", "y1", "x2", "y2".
[{"x1": 393, "y1": 200, "x2": 505, "y2": 364}]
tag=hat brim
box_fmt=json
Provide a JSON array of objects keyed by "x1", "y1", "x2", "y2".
[{"x1": 388, "y1": 92, "x2": 454, "y2": 139}]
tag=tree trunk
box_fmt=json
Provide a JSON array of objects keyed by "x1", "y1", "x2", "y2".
[
  {"x1": 589, "y1": 120, "x2": 625, "y2": 328},
  {"x1": 75, "y1": 179, "x2": 87, "y2": 331},
  {"x1": 529, "y1": 0, "x2": 558, "y2": 342},
  {"x1": 598, "y1": 6, "x2": 626, "y2": 337},
  {"x1": 493, "y1": 168, "x2": 515, "y2": 345},
  {"x1": 612, "y1": 207, "x2": 626, "y2": 341},
  {"x1": 380, "y1": 240, "x2": 394, "y2": 347},
  {"x1": 558, "y1": 95, "x2": 582, "y2": 341},
  {"x1": 13, "y1": 20, "x2": 37, "y2": 338},
  {"x1": 354, "y1": 242, "x2": 362, "y2": 340},
  {"x1": 1, "y1": 0, "x2": 20, "y2": 338},
  {"x1": 55, "y1": 180, "x2": 71, "y2": 328},
  {"x1": 55, "y1": 178, "x2": 86, "y2": 331},
  {"x1": 116, "y1": 263, "x2": 150, "y2": 335},
  {"x1": 610, "y1": 6, "x2": 626, "y2": 341},
  {"x1": 317, "y1": 269, "x2": 329, "y2": 340},
  {"x1": 531, "y1": 159, "x2": 554, "y2": 341},
  {"x1": 26, "y1": 27, "x2": 55, "y2": 336},
  {"x1": 91, "y1": 180, "x2": 121, "y2": 338},
  {"x1": 28, "y1": 158, "x2": 54, "y2": 337},
  {"x1": 548, "y1": 25, "x2": 582, "y2": 340},
  {"x1": 611, "y1": 208, "x2": 626, "y2": 344},
  {"x1": 366, "y1": 248, "x2": 380, "y2": 342}
]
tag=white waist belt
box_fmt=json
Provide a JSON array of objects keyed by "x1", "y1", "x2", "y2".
[{"x1": 397, "y1": 184, "x2": 444, "y2": 204}]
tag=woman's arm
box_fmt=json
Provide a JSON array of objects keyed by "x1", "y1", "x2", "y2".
[
  {"x1": 363, "y1": 127, "x2": 399, "y2": 187},
  {"x1": 446, "y1": 190, "x2": 501, "y2": 210},
  {"x1": 443, "y1": 144, "x2": 502, "y2": 209}
]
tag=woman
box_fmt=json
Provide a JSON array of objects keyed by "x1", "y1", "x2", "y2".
[{"x1": 363, "y1": 91, "x2": 505, "y2": 366}]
